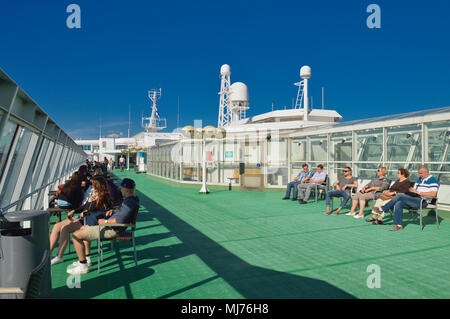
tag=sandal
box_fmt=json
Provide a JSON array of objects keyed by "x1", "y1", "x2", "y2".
[
  {"x1": 372, "y1": 219, "x2": 384, "y2": 225},
  {"x1": 390, "y1": 225, "x2": 403, "y2": 231},
  {"x1": 366, "y1": 217, "x2": 376, "y2": 222}
]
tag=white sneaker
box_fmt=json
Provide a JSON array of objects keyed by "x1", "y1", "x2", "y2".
[
  {"x1": 66, "y1": 261, "x2": 89, "y2": 274},
  {"x1": 353, "y1": 215, "x2": 363, "y2": 219},
  {"x1": 345, "y1": 212, "x2": 355, "y2": 216},
  {"x1": 51, "y1": 256, "x2": 64, "y2": 265},
  {"x1": 86, "y1": 256, "x2": 92, "y2": 266}
]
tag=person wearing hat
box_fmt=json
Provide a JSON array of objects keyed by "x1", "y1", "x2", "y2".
[{"x1": 67, "y1": 178, "x2": 140, "y2": 275}]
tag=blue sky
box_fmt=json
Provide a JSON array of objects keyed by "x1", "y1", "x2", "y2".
[{"x1": 1, "y1": 0, "x2": 449, "y2": 139}]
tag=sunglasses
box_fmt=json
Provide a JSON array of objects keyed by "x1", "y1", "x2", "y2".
[{"x1": 343, "y1": 170, "x2": 350, "y2": 172}]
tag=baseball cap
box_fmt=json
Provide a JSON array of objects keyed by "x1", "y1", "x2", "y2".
[{"x1": 120, "y1": 178, "x2": 136, "y2": 189}]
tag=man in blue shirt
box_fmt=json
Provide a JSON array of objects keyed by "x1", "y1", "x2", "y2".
[
  {"x1": 67, "y1": 178, "x2": 140, "y2": 274},
  {"x1": 282, "y1": 163, "x2": 312, "y2": 201},
  {"x1": 297, "y1": 164, "x2": 327, "y2": 204}
]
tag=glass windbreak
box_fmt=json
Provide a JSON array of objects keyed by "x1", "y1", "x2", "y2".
[
  {"x1": 357, "y1": 163, "x2": 383, "y2": 180},
  {"x1": 386, "y1": 124, "x2": 422, "y2": 162},
  {"x1": 0, "y1": 120, "x2": 18, "y2": 180},
  {"x1": 267, "y1": 138, "x2": 287, "y2": 165},
  {"x1": 356, "y1": 128, "x2": 383, "y2": 162},
  {"x1": 330, "y1": 132, "x2": 352, "y2": 162},
  {"x1": 182, "y1": 141, "x2": 202, "y2": 165},
  {"x1": 310, "y1": 135, "x2": 327, "y2": 162},
  {"x1": 426, "y1": 121, "x2": 450, "y2": 162},
  {"x1": 0, "y1": 126, "x2": 33, "y2": 207},
  {"x1": 243, "y1": 140, "x2": 262, "y2": 165},
  {"x1": 290, "y1": 137, "x2": 306, "y2": 163}
]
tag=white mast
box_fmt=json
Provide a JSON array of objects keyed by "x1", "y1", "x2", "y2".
[
  {"x1": 218, "y1": 64, "x2": 232, "y2": 128},
  {"x1": 294, "y1": 65, "x2": 312, "y2": 121},
  {"x1": 142, "y1": 88, "x2": 166, "y2": 132}
]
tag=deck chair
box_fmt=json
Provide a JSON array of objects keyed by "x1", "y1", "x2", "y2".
[
  {"x1": 0, "y1": 249, "x2": 49, "y2": 299},
  {"x1": 407, "y1": 196, "x2": 440, "y2": 231},
  {"x1": 310, "y1": 175, "x2": 329, "y2": 202},
  {"x1": 97, "y1": 205, "x2": 140, "y2": 273}
]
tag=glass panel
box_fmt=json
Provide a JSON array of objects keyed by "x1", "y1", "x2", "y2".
[
  {"x1": 244, "y1": 140, "x2": 262, "y2": 165},
  {"x1": 426, "y1": 121, "x2": 450, "y2": 162},
  {"x1": 0, "y1": 120, "x2": 18, "y2": 180},
  {"x1": 356, "y1": 128, "x2": 383, "y2": 162},
  {"x1": 267, "y1": 165, "x2": 288, "y2": 186},
  {"x1": 330, "y1": 132, "x2": 352, "y2": 162},
  {"x1": 291, "y1": 137, "x2": 306, "y2": 162},
  {"x1": 310, "y1": 135, "x2": 328, "y2": 162},
  {"x1": 267, "y1": 138, "x2": 287, "y2": 165},
  {"x1": 386, "y1": 124, "x2": 422, "y2": 163},
  {"x1": 357, "y1": 163, "x2": 382, "y2": 180},
  {"x1": 0, "y1": 127, "x2": 33, "y2": 207},
  {"x1": 182, "y1": 164, "x2": 199, "y2": 181},
  {"x1": 429, "y1": 164, "x2": 450, "y2": 184}
]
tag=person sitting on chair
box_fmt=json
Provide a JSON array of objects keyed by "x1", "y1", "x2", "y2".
[
  {"x1": 297, "y1": 164, "x2": 326, "y2": 204},
  {"x1": 373, "y1": 165, "x2": 438, "y2": 231},
  {"x1": 324, "y1": 167, "x2": 358, "y2": 215},
  {"x1": 366, "y1": 168, "x2": 411, "y2": 225},
  {"x1": 67, "y1": 178, "x2": 140, "y2": 275},
  {"x1": 346, "y1": 166, "x2": 390, "y2": 219},
  {"x1": 49, "y1": 176, "x2": 113, "y2": 265},
  {"x1": 282, "y1": 163, "x2": 312, "y2": 201}
]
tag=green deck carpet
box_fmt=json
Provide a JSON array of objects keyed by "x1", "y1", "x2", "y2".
[{"x1": 50, "y1": 171, "x2": 450, "y2": 299}]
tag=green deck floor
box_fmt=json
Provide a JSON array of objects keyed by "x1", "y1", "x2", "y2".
[{"x1": 51, "y1": 171, "x2": 450, "y2": 299}]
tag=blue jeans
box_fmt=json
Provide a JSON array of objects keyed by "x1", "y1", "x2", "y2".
[
  {"x1": 85, "y1": 211, "x2": 107, "y2": 226},
  {"x1": 285, "y1": 181, "x2": 301, "y2": 198},
  {"x1": 326, "y1": 190, "x2": 350, "y2": 208},
  {"x1": 381, "y1": 193, "x2": 425, "y2": 226}
]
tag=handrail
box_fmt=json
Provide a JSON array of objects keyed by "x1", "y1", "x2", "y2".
[{"x1": 0, "y1": 163, "x2": 83, "y2": 216}]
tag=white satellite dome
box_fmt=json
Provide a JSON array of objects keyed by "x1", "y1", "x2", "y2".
[
  {"x1": 220, "y1": 64, "x2": 231, "y2": 76},
  {"x1": 300, "y1": 65, "x2": 312, "y2": 79},
  {"x1": 230, "y1": 82, "x2": 249, "y2": 102}
]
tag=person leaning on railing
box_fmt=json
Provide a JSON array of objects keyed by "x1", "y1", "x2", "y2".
[
  {"x1": 366, "y1": 168, "x2": 411, "y2": 225},
  {"x1": 346, "y1": 166, "x2": 390, "y2": 219},
  {"x1": 67, "y1": 178, "x2": 140, "y2": 275},
  {"x1": 324, "y1": 167, "x2": 358, "y2": 215},
  {"x1": 49, "y1": 175, "x2": 113, "y2": 266},
  {"x1": 373, "y1": 165, "x2": 439, "y2": 231}
]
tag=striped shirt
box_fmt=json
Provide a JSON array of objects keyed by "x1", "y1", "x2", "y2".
[
  {"x1": 415, "y1": 175, "x2": 439, "y2": 204},
  {"x1": 297, "y1": 170, "x2": 313, "y2": 182}
]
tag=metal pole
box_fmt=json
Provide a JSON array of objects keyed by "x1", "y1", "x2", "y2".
[{"x1": 199, "y1": 137, "x2": 209, "y2": 194}]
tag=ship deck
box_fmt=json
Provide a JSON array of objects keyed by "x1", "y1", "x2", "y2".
[{"x1": 50, "y1": 170, "x2": 450, "y2": 299}]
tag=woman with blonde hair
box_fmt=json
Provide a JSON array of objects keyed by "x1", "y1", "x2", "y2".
[
  {"x1": 49, "y1": 176, "x2": 113, "y2": 265},
  {"x1": 346, "y1": 166, "x2": 390, "y2": 219}
]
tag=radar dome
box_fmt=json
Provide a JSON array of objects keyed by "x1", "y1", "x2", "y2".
[
  {"x1": 216, "y1": 127, "x2": 226, "y2": 139},
  {"x1": 230, "y1": 82, "x2": 249, "y2": 102},
  {"x1": 182, "y1": 126, "x2": 195, "y2": 138},
  {"x1": 220, "y1": 64, "x2": 231, "y2": 76},
  {"x1": 300, "y1": 65, "x2": 312, "y2": 79},
  {"x1": 203, "y1": 126, "x2": 216, "y2": 138},
  {"x1": 194, "y1": 127, "x2": 204, "y2": 139}
]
